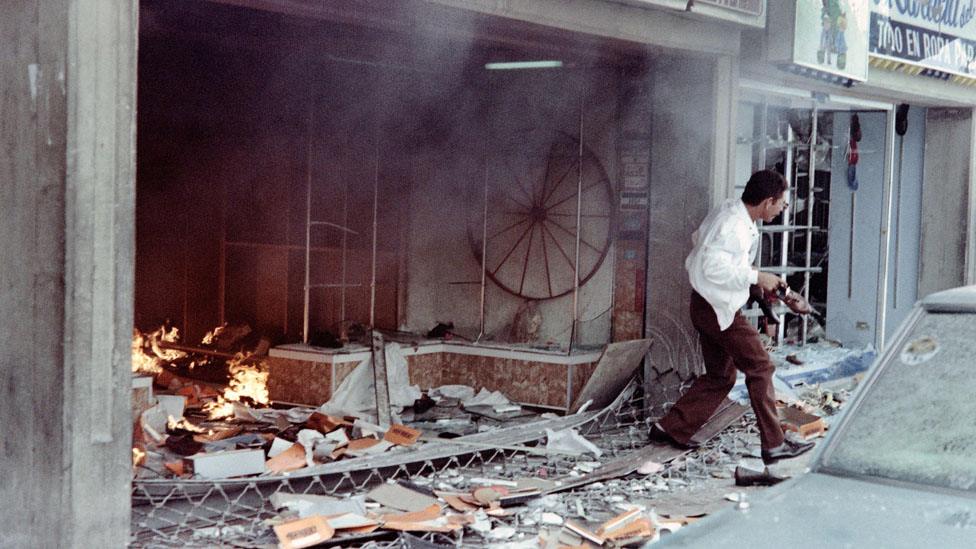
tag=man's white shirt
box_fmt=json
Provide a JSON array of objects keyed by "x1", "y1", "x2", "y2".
[{"x1": 685, "y1": 198, "x2": 759, "y2": 330}]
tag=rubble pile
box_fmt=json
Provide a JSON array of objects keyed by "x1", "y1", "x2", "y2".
[{"x1": 131, "y1": 331, "x2": 863, "y2": 548}]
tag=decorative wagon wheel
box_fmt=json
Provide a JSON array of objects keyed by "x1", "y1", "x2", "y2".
[{"x1": 468, "y1": 129, "x2": 614, "y2": 300}]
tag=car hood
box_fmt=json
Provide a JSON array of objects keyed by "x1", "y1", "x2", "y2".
[{"x1": 654, "y1": 472, "x2": 976, "y2": 548}]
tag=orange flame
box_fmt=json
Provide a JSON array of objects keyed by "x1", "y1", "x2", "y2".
[
  {"x1": 204, "y1": 353, "x2": 270, "y2": 419},
  {"x1": 131, "y1": 326, "x2": 186, "y2": 374},
  {"x1": 166, "y1": 415, "x2": 208, "y2": 434},
  {"x1": 132, "y1": 447, "x2": 146, "y2": 467}
]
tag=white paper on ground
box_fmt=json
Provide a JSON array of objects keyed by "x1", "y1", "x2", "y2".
[
  {"x1": 469, "y1": 510, "x2": 491, "y2": 533},
  {"x1": 464, "y1": 388, "x2": 511, "y2": 407},
  {"x1": 324, "y1": 428, "x2": 349, "y2": 445},
  {"x1": 319, "y1": 343, "x2": 421, "y2": 416},
  {"x1": 430, "y1": 385, "x2": 476, "y2": 401},
  {"x1": 312, "y1": 441, "x2": 338, "y2": 461},
  {"x1": 141, "y1": 404, "x2": 168, "y2": 438},
  {"x1": 187, "y1": 449, "x2": 266, "y2": 479},
  {"x1": 366, "y1": 482, "x2": 439, "y2": 512},
  {"x1": 297, "y1": 429, "x2": 326, "y2": 466},
  {"x1": 545, "y1": 428, "x2": 602, "y2": 458},
  {"x1": 269, "y1": 492, "x2": 367, "y2": 518},
  {"x1": 155, "y1": 395, "x2": 186, "y2": 420},
  {"x1": 326, "y1": 512, "x2": 377, "y2": 530},
  {"x1": 245, "y1": 407, "x2": 316, "y2": 425},
  {"x1": 268, "y1": 437, "x2": 293, "y2": 458},
  {"x1": 637, "y1": 460, "x2": 664, "y2": 475}
]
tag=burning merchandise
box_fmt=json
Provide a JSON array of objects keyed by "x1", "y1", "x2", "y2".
[
  {"x1": 131, "y1": 323, "x2": 269, "y2": 382},
  {"x1": 131, "y1": 326, "x2": 184, "y2": 375},
  {"x1": 203, "y1": 354, "x2": 270, "y2": 419}
]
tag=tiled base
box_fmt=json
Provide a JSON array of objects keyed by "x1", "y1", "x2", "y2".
[{"x1": 266, "y1": 345, "x2": 599, "y2": 409}]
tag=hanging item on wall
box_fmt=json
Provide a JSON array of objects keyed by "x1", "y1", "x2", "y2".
[
  {"x1": 895, "y1": 104, "x2": 910, "y2": 136},
  {"x1": 846, "y1": 113, "x2": 861, "y2": 192},
  {"x1": 892, "y1": 104, "x2": 910, "y2": 308},
  {"x1": 845, "y1": 112, "x2": 861, "y2": 299}
]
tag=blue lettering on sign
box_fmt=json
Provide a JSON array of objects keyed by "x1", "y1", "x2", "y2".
[
  {"x1": 873, "y1": 0, "x2": 975, "y2": 29},
  {"x1": 870, "y1": 11, "x2": 976, "y2": 74}
]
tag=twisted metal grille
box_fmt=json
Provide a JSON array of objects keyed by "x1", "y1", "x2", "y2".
[{"x1": 131, "y1": 382, "x2": 748, "y2": 547}]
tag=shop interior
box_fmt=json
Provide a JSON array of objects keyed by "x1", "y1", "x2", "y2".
[{"x1": 135, "y1": 0, "x2": 665, "y2": 362}]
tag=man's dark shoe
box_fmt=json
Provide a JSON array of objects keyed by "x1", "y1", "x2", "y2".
[
  {"x1": 649, "y1": 422, "x2": 699, "y2": 450},
  {"x1": 734, "y1": 465, "x2": 788, "y2": 487},
  {"x1": 761, "y1": 437, "x2": 815, "y2": 465}
]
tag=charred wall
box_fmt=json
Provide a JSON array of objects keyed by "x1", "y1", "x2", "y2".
[{"x1": 135, "y1": 0, "x2": 660, "y2": 349}]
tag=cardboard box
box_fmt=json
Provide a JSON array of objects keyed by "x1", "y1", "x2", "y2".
[{"x1": 185, "y1": 449, "x2": 265, "y2": 479}]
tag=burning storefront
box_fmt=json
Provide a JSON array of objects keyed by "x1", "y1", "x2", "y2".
[
  {"x1": 134, "y1": 0, "x2": 753, "y2": 411},
  {"x1": 126, "y1": 0, "x2": 759, "y2": 545}
]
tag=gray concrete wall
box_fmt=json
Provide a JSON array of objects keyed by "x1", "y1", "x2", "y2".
[
  {"x1": 644, "y1": 55, "x2": 719, "y2": 403},
  {"x1": 0, "y1": 1, "x2": 135, "y2": 546},
  {"x1": 918, "y1": 108, "x2": 974, "y2": 298}
]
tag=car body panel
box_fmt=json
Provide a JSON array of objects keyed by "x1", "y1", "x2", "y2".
[{"x1": 654, "y1": 472, "x2": 976, "y2": 548}]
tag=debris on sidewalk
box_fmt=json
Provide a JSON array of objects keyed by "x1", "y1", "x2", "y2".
[
  {"x1": 131, "y1": 327, "x2": 865, "y2": 548},
  {"x1": 186, "y1": 448, "x2": 266, "y2": 479},
  {"x1": 779, "y1": 404, "x2": 827, "y2": 439},
  {"x1": 273, "y1": 515, "x2": 334, "y2": 549}
]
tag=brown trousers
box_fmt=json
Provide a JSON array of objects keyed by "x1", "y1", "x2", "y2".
[{"x1": 659, "y1": 291, "x2": 785, "y2": 450}]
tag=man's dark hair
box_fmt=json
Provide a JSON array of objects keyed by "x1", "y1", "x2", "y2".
[{"x1": 741, "y1": 169, "x2": 787, "y2": 206}]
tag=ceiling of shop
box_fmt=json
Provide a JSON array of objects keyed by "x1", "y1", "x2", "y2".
[{"x1": 140, "y1": 0, "x2": 653, "y2": 71}]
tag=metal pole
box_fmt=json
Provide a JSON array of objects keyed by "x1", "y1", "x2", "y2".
[
  {"x1": 476, "y1": 75, "x2": 491, "y2": 343},
  {"x1": 875, "y1": 107, "x2": 898, "y2": 351},
  {"x1": 755, "y1": 99, "x2": 768, "y2": 269},
  {"x1": 302, "y1": 103, "x2": 313, "y2": 344},
  {"x1": 802, "y1": 105, "x2": 818, "y2": 345},
  {"x1": 569, "y1": 83, "x2": 584, "y2": 353},
  {"x1": 848, "y1": 190, "x2": 856, "y2": 299},
  {"x1": 777, "y1": 124, "x2": 794, "y2": 343},
  {"x1": 369, "y1": 120, "x2": 379, "y2": 328},
  {"x1": 892, "y1": 134, "x2": 904, "y2": 309},
  {"x1": 341, "y1": 168, "x2": 349, "y2": 325}
]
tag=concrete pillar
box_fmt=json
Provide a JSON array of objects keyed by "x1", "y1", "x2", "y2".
[
  {"x1": 644, "y1": 55, "x2": 722, "y2": 406},
  {"x1": 0, "y1": 1, "x2": 136, "y2": 546},
  {"x1": 918, "y1": 108, "x2": 974, "y2": 297}
]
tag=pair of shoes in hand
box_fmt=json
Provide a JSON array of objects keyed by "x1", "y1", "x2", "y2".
[{"x1": 778, "y1": 287, "x2": 814, "y2": 315}]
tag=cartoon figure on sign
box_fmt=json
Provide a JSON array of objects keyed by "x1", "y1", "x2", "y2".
[
  {"x1": 835, "y1": 13, "x2": 848, "y2": 70},
  {"x1": 816, "y1": 0, "x2": 847, "y2": 70},
  {"x1": 818, "y1": 13, "x2": 833, "y2": 65}
]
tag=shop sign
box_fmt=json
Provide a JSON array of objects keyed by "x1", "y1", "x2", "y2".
[
  {"x1": 696, "y1": 0, "x2": 764, "y2": 16},
  {"x1": 870, "y1": 1, "x2": 976, "y2": 77},
  {"x1": 620, "y1": 0, "x2": 765, "y2": 26},
  {"x1": 792, "y1": 0, "x2": 872, "y2": 81}
]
